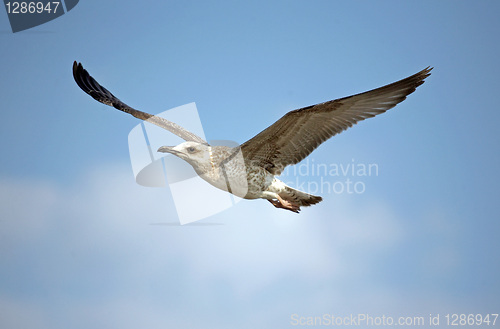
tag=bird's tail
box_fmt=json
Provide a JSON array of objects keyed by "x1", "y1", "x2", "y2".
[{"x1": 281, "y1": 186, "x2": 323, "y2": 207}]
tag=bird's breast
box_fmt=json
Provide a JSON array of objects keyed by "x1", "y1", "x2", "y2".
[{"x1": 193, "y1": 159, "x2": 274, "y2": 199}]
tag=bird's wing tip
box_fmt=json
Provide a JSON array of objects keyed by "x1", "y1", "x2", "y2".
[{"x1": 423, "y1": 66, "x2": 434, "y2": 76}]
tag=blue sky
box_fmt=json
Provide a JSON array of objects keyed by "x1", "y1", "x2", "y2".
[{"x1": 1, "y1": 0, "x2": 499, "y2": 328}]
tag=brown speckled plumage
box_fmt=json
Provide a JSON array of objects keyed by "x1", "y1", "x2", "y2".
[{"x1": 73, "y1": 61, "x2": 432, "y2": 213}]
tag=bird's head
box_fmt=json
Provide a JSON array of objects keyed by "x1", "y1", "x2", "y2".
[{"x1": 158, "y1": 141, "x2": 212, "y2": 169}]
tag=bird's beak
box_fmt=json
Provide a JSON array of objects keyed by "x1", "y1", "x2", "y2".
[{"x1": 157, "y1": 146, "x2": 178, "y2": 154}]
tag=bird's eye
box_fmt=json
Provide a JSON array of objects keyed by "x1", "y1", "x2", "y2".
[{"x1": 187, "y1": 146, "x2": 196, "y2": 153}]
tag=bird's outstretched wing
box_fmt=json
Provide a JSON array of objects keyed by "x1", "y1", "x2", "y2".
[
  {"x1": 72, "y1": 61, "x2": 208, "y2": 145},
  {"x1": 241, "y1": 67, "x2": 432, "y2": 175}
]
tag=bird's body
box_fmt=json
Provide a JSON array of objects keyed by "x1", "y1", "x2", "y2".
[
  {"x1": 73, "y1": 62, "x2": 432, "y2": 212},
  {"x1": 159, "y1": 141, "x2": 319, "y2": 212}
]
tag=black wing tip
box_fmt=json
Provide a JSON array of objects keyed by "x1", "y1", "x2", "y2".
[
  {"x1": 72, "y1": 61, "x2": 91, "y2": 94},
  {"x1": 72, "y1": 61, "x2": 119, "y2": 107},
  {"x1": 72, "y1": 61, "x2": 84, "y2": 80},
  {"x1": 418, "y1": 66, "x2": 433, "y2": 81},
  {"x1": 410, "y1": 66, "x2": 433, "y2": 90}
]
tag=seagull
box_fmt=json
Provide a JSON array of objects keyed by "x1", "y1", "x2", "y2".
[{"x1": 73, "y1": 62, "x2": 431, "y2": 213}]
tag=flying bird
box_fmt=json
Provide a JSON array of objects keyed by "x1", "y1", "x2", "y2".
[{"x1": 73, "y1": 62, "x2": 431, "y2": 213}]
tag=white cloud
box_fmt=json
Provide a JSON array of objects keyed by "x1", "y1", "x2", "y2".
[{"x1": 0, "y1": 163, "x2": 468, "y2": 328}]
